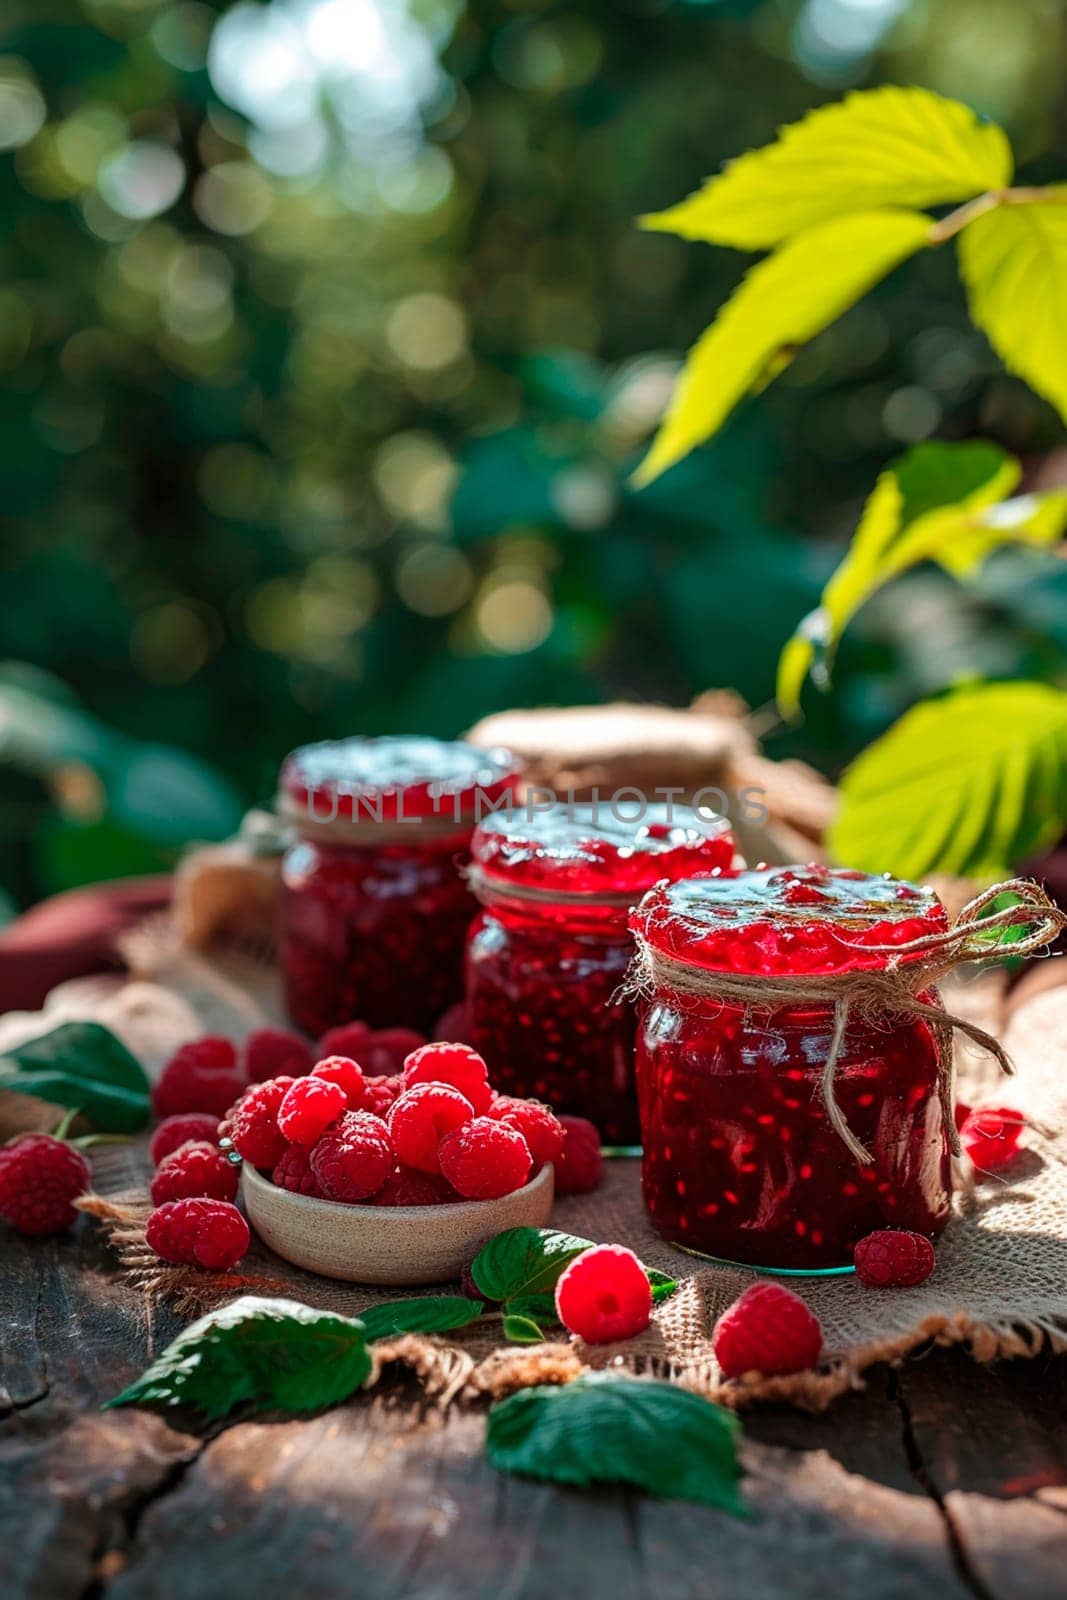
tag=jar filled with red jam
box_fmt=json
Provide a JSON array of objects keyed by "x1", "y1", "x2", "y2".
[
  {"x1": 632, "y1": 865, "x2": 953, "y2": 1272},
  {"x1": 465, "y1": 804, "x2": 736, "y2": 1147},
  {"x1": 279, "y1": 737, "x2": 518, "y2": 1037}
]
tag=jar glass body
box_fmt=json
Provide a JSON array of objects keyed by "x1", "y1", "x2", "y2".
[
  {"x1": 280, "y1": 830, "x2": 475, "y2": 1037},
  {"x1": 636, "y1": 992, "x2": 951, "y2": 1270},
  {"x1": 466, "y1": 901, "x2": 640, "y2": 1145}
]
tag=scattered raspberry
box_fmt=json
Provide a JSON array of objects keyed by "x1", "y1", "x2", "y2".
[
  {"x1": 961, "y1": 1105, "x2": 1025, "y2": 1173},
  {"x1": 152, "y1": 1036, "x2": 246, "y2": 1120},
  {"x1": 854, "y1": 1229, "x2": 935, "y2": 1289},
  {"x1": 403, "y1": 1042, "x2": 493, "y2": 1114},
  {"x1": 374, "y1": 1166, "x2": 457, "y2": 1206},
  {"x1": 388, "y1": 1083, "x2": 475, "y2": 1174},
  {"x1": 150, "y1": 1112, "x2": 221, "y2": 1167},
  {"x1": 318, "y1": 1023, "x2": 427, "y2": 1077},
  {"x1": 278, "y1": 1077, "x2": 347, "y2": 1145},
  {"x1": 490, "y1": 1096, "x2": 565, "y2": 1166},
  {"x1": 245, "y1": 1027, "x2": 314, "y2": 1083},
  {"x1": 432, "y1": 1002, "x2": 473, "y2": 1044},
  {"x1": 553, "y1": 1115, "x2": 603, "y2": 1195},
  {"x1": 459, "y1": 1259, "x2": 484, "y2": 1301},
  {"x1": 438, "y1": 1117, "x2": 532, "y2": 1200},
  {"x1": 317, "y1": 1021, "x2": 372, "y2": 1060},
  {"x1": 554, "y1": 1244, "x2": 652, "y2": 1344},
  {"x1": 712, "y1": 1283, "x2": 823, "y2": 1378},
  {"x1": 361, "y1": 1027, "x2": 427, "y2": 1076},
  {"x1": 272, "y1": 1144, "x2": 324, "y2": 1197},
  {"x1": 150, "y1": 1141, "x2": 239, "y2": 1206},
  {"x1": 0, "y1": 1134, "x2": 91, "y2": 1235},
  {"x1": 310, "y1": 1111, "x2": 395, "y2": 1202},
  {"x1": 362, "y1": 1075, "x2": 403, "y2": 1116},
  {"x1": 228, "y1": 1077, "x2": 295, "y2": 1168},
  {"x1": 146, "y1": 1198, "x2": 250, "y2": 1271},
  {"x1": 311, "y1": 1054, "x2": 368, "y2": 1108}
]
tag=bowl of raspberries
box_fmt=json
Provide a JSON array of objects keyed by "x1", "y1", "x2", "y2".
[{"x1": 228, "y1": 1040, "x2": 562, "y2": 1284}]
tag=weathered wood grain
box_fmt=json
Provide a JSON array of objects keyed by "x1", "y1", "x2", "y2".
[
  {"x1": 899, "y1": 1355, "x2": 1067, "y2": 1600},
  {"x1": 4, "y1": 1215, "x2": 1067, "y2": 1600},
  {"x1": 98, "y1": 1396, "x2": 973, "y2": 1600}
]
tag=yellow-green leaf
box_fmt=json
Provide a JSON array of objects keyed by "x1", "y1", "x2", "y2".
[
  {"x1": 830, "y1": 682, "x2": 1067, "y2": 881},
  {"x1": 776, "y1": 441, "x2": 1067, "y2": 719},
  {"x1": 959, "y1": 193, "x2": 1067, "y2": 426},
  {"x1": 642, "y1": 88, "x2": 1012, "y2": 251},
  {"x1": 634, "y1": 210, "x2": 931, "y2": 487}
]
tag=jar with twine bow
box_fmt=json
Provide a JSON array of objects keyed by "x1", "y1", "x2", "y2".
[
  {"x1": 626, "y1": 865, "x2": 1065, "y2": 1273},
  {"x1": 464, "y1": 803, "x2": 736, "y2": 1147},
  {"x1": 277, "y1": 737, "x2": 520, "y2": 1037}
]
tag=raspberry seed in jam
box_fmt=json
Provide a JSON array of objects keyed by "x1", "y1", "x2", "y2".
[{"x1": 632, "y1": 866, "x2": 953, "y2": 1272}]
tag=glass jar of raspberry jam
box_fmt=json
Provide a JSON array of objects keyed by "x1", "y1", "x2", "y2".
[
  {"x1": 279, "y1": 737, "x2": 518, "y2": 1037},
  {"x1": 632, "y1": 865, "x2": 953, "y2": 1273},
  {"x1": 465, "y1": 804, "x2": 736, "y2": 1147}
]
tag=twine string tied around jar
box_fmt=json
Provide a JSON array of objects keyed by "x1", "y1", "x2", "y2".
[{"x1": 624, "y1": 878, "x2": 1067, "y2": 1166}]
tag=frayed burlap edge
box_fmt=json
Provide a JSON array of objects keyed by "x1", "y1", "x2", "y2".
[{"x1": 78, "y1": 1191, "x2": 1067, "y2": 1413}]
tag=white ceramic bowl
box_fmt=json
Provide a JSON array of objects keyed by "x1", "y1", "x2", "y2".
[{"x1": 241, "y1": 1161, "x2": 555, "y2": 1286}]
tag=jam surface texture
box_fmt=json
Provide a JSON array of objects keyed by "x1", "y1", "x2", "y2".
[
  {"x1": 632, "y1": 865, "x2": 953, "y2": 1269},
  {"x1": 466, "y1": 804, "x2": 735, "y2": 1145}
]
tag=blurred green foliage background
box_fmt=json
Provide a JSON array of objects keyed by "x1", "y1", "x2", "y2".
[{"x1": 3, "y1": 0, "x2": 1067, "y2": 912}]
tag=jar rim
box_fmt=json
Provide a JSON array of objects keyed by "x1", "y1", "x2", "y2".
[
  {"x1": 470, "y1": 802, "x2": 735, "y2": 901},
  {"x1": 630, "y1": 864, "x2": 947, "y2": 978},
  {"x1": 280, "y1": 737, "x2": 519, "y2": 827}
]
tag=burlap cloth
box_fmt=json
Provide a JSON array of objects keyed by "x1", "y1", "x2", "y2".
[{"x1": 5, "y1": 924, "x2": 1067, "y2": 1412}]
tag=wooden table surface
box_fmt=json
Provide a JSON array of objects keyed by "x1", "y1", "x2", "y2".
[{"x1": 3, "y1": 1213, "x2": 1066, "y2": 1600}]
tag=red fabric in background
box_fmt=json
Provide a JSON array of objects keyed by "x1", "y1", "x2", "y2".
[{"x1": 0, "y1": 877, "x2": 172, "y2": 1013}]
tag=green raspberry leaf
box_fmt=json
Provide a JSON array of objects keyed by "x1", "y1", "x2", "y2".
[
  {"x1": 358, "y1": 1296, "x2": 485, "y2": 1341},
  {"x1": 472, "y1": 1228, "x2": 681, "y2": 1310},
  {"x1": 503, "y1": 1314, "x2": 548, "y2": 1344},
  {"x1": 0, "y1": 1020, "x2": 151, "y2": 1133},
  {"x1": 470, "y1": 1227, "x2": 595, "y2": 1301},
  {"x1": 646, "y1": 1269, "x2": 679, "y2": 1305},
  {"x1": 501, "y1": 1293, "x2": 563, "y2": 1343},
  {"x1": 487, "y1": 1374, "x2": 746, "y2": 1515},
  {"x1": 106, "y1": 1297, "x2": 371, "y2": 1419}
]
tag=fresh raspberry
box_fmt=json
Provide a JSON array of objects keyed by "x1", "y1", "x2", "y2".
[
  {"x1": 961, "y1": 1105, "x2": 1025, "y2": 1172},
  {"x1": 228, "y1": 1077, "x2": 295, "y2": 1168},
  {"x1": 318, "y1": 1023, "x2": 427, "y2": 1077},
  {"x1": 432, "y1": 1002, "x2": 473, "y2": 1044},
  {"x1": 278, "y1": 1077, "x2": 347, "y2": 1145},
  {"x1": 152, "y1": 1036, "x2": 246, "y2": 1119},
  {"x1": 272, "y1": 1144, "x2": 324, "y2": 1197},
  {"x1": 374, "y1": 1166, "x2": 457, "y2": 1206},
  {"x1": 403, "y1": 1042, "x2": 493, "y2": 1114},
  {"x1": 0, "y1": 1135, "x2": 91, "y2": 1235},
  {"x1": 311, "y1": 1055, "x2": 367, "y2": 1108},
  {"x1": 363, "y1": 1075, "x2": 403, "y2": 1116},
  {"x1": 554, "y1": 1244, "x2": 652, "y2": 1344},
  {"x1": 150, "y1": 1113, "x2": 220, "y2": 1167},
  {"x1": 310, "y1": 1111, "x2": 395, "y2": 1202},
  {"x1": 712, "y1": 1283, "x2": 823, "y2": 1378},
  {"x1": 438, "y1": 1117, "x2": 532, "y2": 1200},
  {"x1": 854, "y1": 1229, "x2": 935, "y2": 1289},
  {"x1": 146, "y1": 1198, "x2": 250, "y2": 1271},
  {"x1": 150, "y1": 1141, "x2": 239, "y2": 1206},
  {"x1": 387, "y1": 1083, "x2": 474, "y2": 1174},
  {"x1": 245, "y1": 1027, "x2": 314, "y2": 1083},
  {"x1": 553, "y1": 1115, "x2": 603, "y2": 1195},
  {"x1": 490, "y1": 1096, "x2": 565, "y2": 1165},
  {"x1": 459, "y1": 1259, "x2": 486, "y2": 1301},
  {"x1": 317, "y1": 1021, "x2": 373, "y2": 1059}
]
